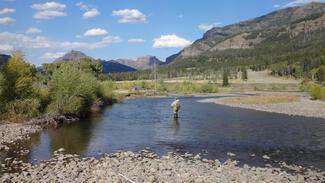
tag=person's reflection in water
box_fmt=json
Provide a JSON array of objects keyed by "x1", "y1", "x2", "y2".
[{"x1": 172, "y1": 117, "x2": 180, "y2": 134}]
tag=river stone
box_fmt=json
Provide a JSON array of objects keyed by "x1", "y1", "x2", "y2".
[
  {"x1": 227, "y1": 152, "x2": 236, "y2": 157},
  {"x1": 263, "y1": 155, "x2": 271, "y2": 160}
]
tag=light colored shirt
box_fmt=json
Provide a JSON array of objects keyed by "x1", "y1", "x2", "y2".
[{"x1": 171, "y1": 99, "x2": 180, "y2": 112}]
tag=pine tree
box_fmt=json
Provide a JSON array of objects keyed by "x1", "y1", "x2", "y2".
[
  {"x1": 222, "y1": 70, "x2": 229, "y2": 87},
  {"x1": 242, "y1": 67, "x2": 248, "y2": 81}
]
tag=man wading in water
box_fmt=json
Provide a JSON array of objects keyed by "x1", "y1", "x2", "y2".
[{"x1": 171, "y1": 97, "x2": 181, "y2": 118}]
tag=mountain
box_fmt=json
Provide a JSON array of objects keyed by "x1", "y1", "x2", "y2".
[
  {"x1": 0, "y1": 54, "x2": 10, "y2": 66},
  {"x1": 168, "y1": 2, "x2": 325, "y2": 63},
  {"x1": 54, "y1": 50, "x2": 91, "y2": 62},
  {"x1": 53, "y1": 50, "x2": 136, "y2": 74},
  {"x1": 165, "y1": 53, "x2": 180, "y2": 64},
  {"x1": 116, "y1": 56, "x2": 163, "y2": 70},
  {"x1": 101, "y1": 60, "x2": 137, "y2": 73}
]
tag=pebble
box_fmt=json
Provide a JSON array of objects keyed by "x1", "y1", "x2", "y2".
[
  {"x1": 57, "y1": 148, "x2": 65, "y2": 153},
  {"x1": 227, "y1": 152, "x2": 236, "y2": 157},
  {"x1": 263, "y1": 155, "x2": 271, "y2": 160}
]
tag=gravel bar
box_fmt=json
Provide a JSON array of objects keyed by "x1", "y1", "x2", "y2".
[
  {"x1": 198, "y1": 94, "x2": 325, "y2": 119},
  {"x1": 0, "y1": 123, "x2": 41, "y2": 151},
  {"x1": 1, "y1": 149, "x2": 324, "y2": 183}
]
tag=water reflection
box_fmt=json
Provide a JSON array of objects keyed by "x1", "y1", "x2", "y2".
[
  {"x1": 172, "y1": 116, "x2": 180, "y2": 133},
  {"x1": 48, "y1": 121, "x2": 92, "y2": 154}
]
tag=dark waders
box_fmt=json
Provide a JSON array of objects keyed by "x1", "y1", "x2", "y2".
[{"x1": 173, "y1": 110, "x2": 179, "y2": 118}]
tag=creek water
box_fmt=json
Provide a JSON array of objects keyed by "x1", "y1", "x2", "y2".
[{"x1": 2, "y1": 96, "x2": 325, "y2": 170}]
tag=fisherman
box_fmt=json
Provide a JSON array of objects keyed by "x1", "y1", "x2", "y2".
[{"x1": 171, "y1": 97, "x2": 181, "y2": 118}]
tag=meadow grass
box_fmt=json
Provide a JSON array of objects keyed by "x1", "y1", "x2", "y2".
[{"x1": 223, "y1": 95, "x2": 300, "y2": 105}]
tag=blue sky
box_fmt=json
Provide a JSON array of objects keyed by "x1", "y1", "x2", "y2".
[{"x1": 0, "y1": 0, "x2": 324, "y2": 65}]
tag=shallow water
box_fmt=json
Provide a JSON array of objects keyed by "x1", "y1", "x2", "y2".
[{"x1": 2, "y1": 96, "x2": 325, "y2": 170}]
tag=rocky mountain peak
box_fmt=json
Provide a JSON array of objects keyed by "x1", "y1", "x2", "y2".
[
  {"x1": 54, "y1": 50, "x2": 92, "y2": 62},
  {"x1": 115, "y1": 55, "x2": 163, "y2": 70}
]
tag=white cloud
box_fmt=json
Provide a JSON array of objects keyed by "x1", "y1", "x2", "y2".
[
  {"x1": 33, "y1": 10, "x2": 67, "y2": 19},
  {"x1": 91, "y1": 36, "x2": 122, "y2": 48},
  {"x1": 31, "y1": 2, "x2": 66, "y2": 11},
  {"x1": 0, "y1": 32, "x2": 51, "y2": 48},
  {"x1": 0, "y1": 8, "x2": 16, "y2": 15},
  {"x1": 0, "y1": 17, "x2": 15, "y2": 25},
  {"x1": 76, "y1": 2, "x2": 100, "y2": 19},
  {"x1": 84, "y1": 28, "x2": 108, "y2": 37},
  {"x1": 41, "y1": 52, "x2": 65, "y2": 60},
  {"x1": 198, "y1": 22, "x2": 222, "y2": 31},
  {"x1": 0, "y1": 32, "x2": 121, "y2": 51},
  {"x1": 128, "y1": 38, "x2": 145, "y2": 43},
  {"x1": 83, "y1": 8, "x2": 100, "y2": 19},
  {"x1": 26, "y1": 27, "x2": 42, "y2": 34},
  {"x1": 76, "y1": 2, "x2": 88, "y2": 10},
  {"x1": 153, "y1": 34, "x2": 192, "y2": 48},
  {"x1": 283, "y1": 0, "x2": 325, "y2": 7},
  {"x1": 0, "y1": 44, "x2": 13, "y2": 51},
  {"x1": 31, "y1": 2, "x2": 67, "y2": 20},
  {"x1": 112, "y1": 9, "x2": 146, "y2": 23}
]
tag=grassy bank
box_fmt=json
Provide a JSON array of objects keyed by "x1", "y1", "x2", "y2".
[
  {"x1": 113, "y1": 70, "x2": 301, "y2": 95},
  {"x1": 222, "y1": 95, "x2": 300, "y2": 105},
  {"x1": 114, "y1": 80, "x2": 219, "y2": 95}
]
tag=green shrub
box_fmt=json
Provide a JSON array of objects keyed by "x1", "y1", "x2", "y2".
[
  {"x1": 98, "y1": 81, "x2": 114, "y2": 102},
  {"x1": 0, "y1": 73, "x2": 5, "y2": 113},
  {"x1": 300, "y1": 82, "x2": 320, "y2": 92},
  {"x1": 310, "y1": 84, "x2": 325, "y2": 100},
  {"x1": 241, "y1": 67, "x2": 248, "y2": 81},
  {"x1": 200, "y1": 83, "x2": 218, "y2": 93},
  {"x1": 222, "y1": 70, "x2": 229, "y2": 87},
  {"x1": 48, "y1": 64, "x2": 99, "y2": 116},
  {"x1": 158, "y1": 80, "x2": 167, "y2": 92},
  {"x1": 5, "y1": 98, "x2": 41, "y2": 120},
  {"x1": 315, "y1": 65, "x2": 325, "y2": 82},
  {"x1": 176, "y1": 81, "x2": 197, "y2": 94},
  {"x1": 33, "y1": 83, "x2": 51, "y2": 112},
  {"x1": 300, "y1": 82, "x2": 325, "y2": 100},
  {"x1": 0, "y1": 51, "x2": 36, "y2": 102},
  {"x1": 0, "y1": 51, "x2": 41, "y2": 119},
  {"x1": 164, "y1": 81, "x2": 218, "y2": 94}
]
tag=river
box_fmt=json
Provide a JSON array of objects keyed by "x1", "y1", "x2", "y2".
[{"x1": 2, "y1": 96, "x2": 325, "y2": 170}]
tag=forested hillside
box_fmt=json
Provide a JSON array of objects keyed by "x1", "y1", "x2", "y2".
[{"x1": 109, "y1": 3, "x2": 325, "y2": 82}]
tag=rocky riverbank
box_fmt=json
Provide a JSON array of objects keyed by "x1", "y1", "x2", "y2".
[
  {"x1": 0, "y1": 113, "x2": 78, "y2": 152},
  {"x1": 0, "y1": 123, "x2": 40, "y2": 152},
  {"x1": 199, "y1": 93, "x2": 325, "y2": 119},
  {"x1": 1, "y1": 149, "x2": 324, "y2": 182}
]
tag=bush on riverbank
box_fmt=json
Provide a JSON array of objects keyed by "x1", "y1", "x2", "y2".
[
  {"x1": 0, "y1": 52, "x2": 42, "y2": 120},
  {"x1": 98, "y1": 81, "x2": 119, "y2": 103},
  {"x1": 48, "y1": 64, "x2": 101, "y2": 116},
  {"x1": 310, "y1": 84, "x2": 325, "y2": 100},
  {"x1": 300, "y1": 82, "x2": 325, "y2": 100},
  {"x1": 0, "y1": 52, "x2": 117, "y2": 122}
]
